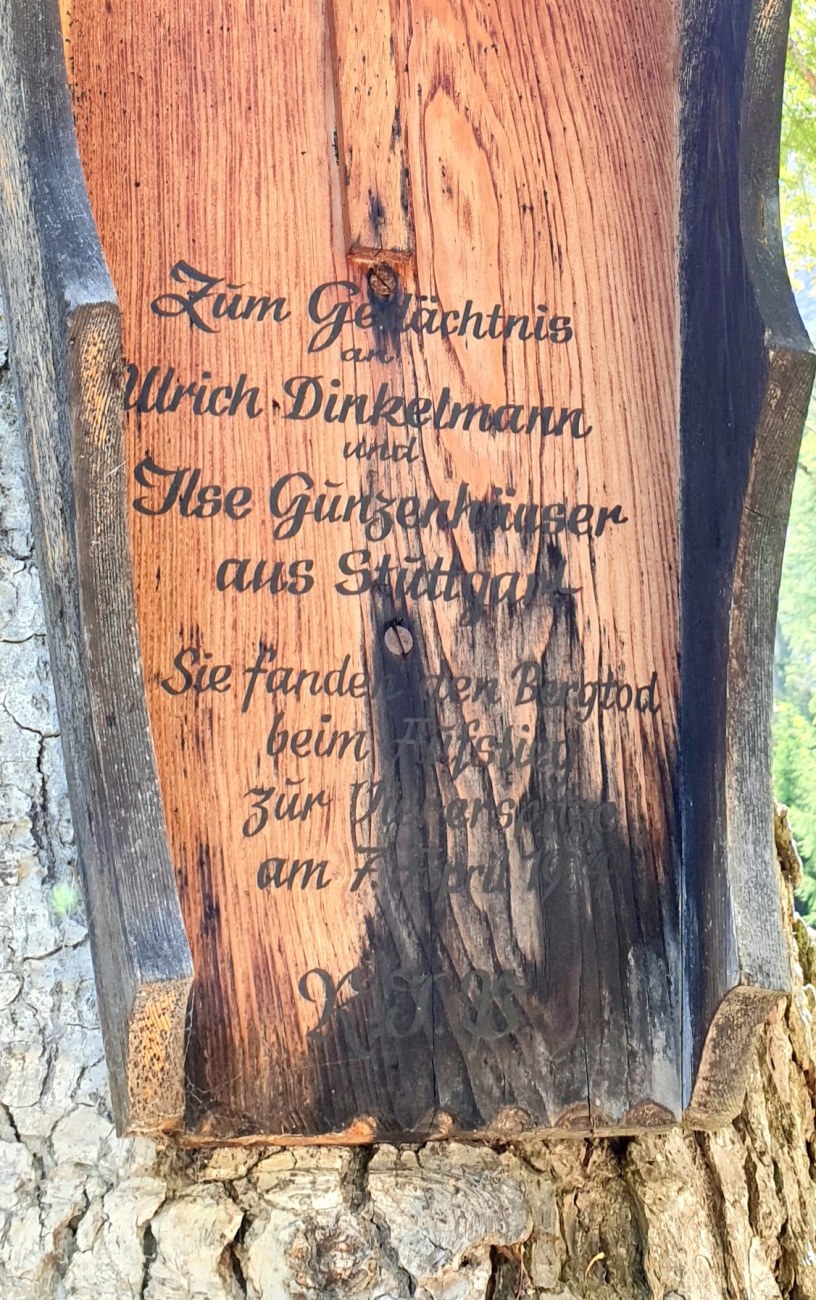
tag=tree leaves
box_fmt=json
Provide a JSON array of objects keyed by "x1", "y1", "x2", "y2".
[
  {"x1": 775, "y1": 4, "x2": 816, "y2": 924},
  {"x1": 782, "y1": 5, "x2": 816, "y2": 289}
]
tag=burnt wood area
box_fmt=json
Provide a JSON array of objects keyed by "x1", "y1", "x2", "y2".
[{"x1": 0, "y1": 0, "x2": 811, "y2": 1141}]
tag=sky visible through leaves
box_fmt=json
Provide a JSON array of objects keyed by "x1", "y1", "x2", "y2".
[{"x1": 774, "y1": 1, "x2": 816, "y2": 921}]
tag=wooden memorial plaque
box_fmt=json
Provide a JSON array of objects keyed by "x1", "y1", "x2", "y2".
[{"x1": 0, "y1": 0, "x2": 812, "y2": 1140}]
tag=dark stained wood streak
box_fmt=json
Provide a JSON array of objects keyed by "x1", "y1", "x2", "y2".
[
  {"x1": 681, "y1": 0, "x2": 815, "y2": 1126},
  {"x1": 384, "y1": 0, "x2": 683, "y2": 1136},
  {"x1": 0, "y1": 0, "x2": 193, "y2": 1134}
]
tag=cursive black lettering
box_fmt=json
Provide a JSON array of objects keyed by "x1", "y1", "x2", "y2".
[{"x1": 150, "y1": 261, "x2": 289, "y2": 332}]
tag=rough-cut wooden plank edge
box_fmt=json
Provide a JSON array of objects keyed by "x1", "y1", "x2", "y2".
[
  {"x1": 0, "y1": 0, "x2": 193, "y2": 1135},
  {"x1": 685, "y1": 987, "x2": 783, "y2": 1130},
  {"x1": 127, "y1": 979, "x2": 193, "y2": 1134},
  {"x1": 683, "y1": 0, "x2": 815, "y2": 1126}
]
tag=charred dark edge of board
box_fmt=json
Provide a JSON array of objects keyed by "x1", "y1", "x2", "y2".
[
  {"x1": 681, "y1": 0, "x2": 815, "y2": 1125},
  {"x1": 0, "y1": 0, "x2": 193, "y2": 1135}
]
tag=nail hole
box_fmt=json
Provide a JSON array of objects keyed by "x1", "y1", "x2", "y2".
[
  {"x1": 384, "y1": 623, "x2": 414, "y2": 657},
  {"x1": 367, "y1": 263, "x2": 398, "y2": 299}
]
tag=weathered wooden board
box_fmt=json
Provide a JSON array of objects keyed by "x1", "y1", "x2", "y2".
[
  {"x1": 681, "y1": 0, "x2": 816, "y2": 1127},
  {"x1": 0, "y1": 0, "x2": 193, "y2": 1133},
  {"x1": 0, "y1": 0, "x2": 811, "y2": 1139}
]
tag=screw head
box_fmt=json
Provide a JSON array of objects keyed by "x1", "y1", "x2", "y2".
[
  {"x1": 368, "y1": 263, "x2": 398, "y2": 299},
  {"x1": 384, "y1": 624, "x2": 414, "y2": 657}
]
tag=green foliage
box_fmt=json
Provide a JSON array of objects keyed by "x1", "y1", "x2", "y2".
[
  {"x1": 775, "y1": 422, "x2": 816, "y2": 923},
  {"x1": 776, "y1": 422, "x2": 816, "y2": 719},
  {"x1": 781, "y1": 3, "x2": 816, "y2": 291},
  {"x1": 50, "y1": 882, "x2": 80, "y2": 919},
  {"x1": 774, "y1": 5, "x2": 816, "y2": 924}
]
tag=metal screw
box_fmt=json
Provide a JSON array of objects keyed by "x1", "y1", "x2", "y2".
[
  {"x1": 368, "y1": 263, "x2": 398, "y2": 299},
  {"x1": 384, "y1": 624, "x2": 414, "y2": 657}
]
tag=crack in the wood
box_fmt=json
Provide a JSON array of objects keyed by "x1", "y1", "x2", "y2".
[
  {"x1": 346, "y1": 1146, "x2": 418, "y2": 1296},
  {"x1": 693, "y1": 1131, "x2": 740, "y2": 1296},
  {"x1": 224, "y1": 1211, "x2": 249, "y2": 1298},
  {"x1": 1, "y1": 1100, "x2": 21, "y2": 1144},
  {"x1": 583, "y1": 1038, "x2": 592, "y2": 1132},
  {"x1": 344, "y1": 1144, "x2": 373, "y2": 1212},
  {"x1": 139, "y1": 1219, "x2": 159, "y2": 1300},
  {"x1": 30, "y1": 731, "x2": 60, "y2": 888},
  {"x1": 53, "y1": 1194, "x2": 87, "y2": 1280},
  {"x1": 20, "y1": 938, "x2": 86, "y2": 962},
  {"x1": 0, "y1": 700, "x2": 57, "y2": 741}
]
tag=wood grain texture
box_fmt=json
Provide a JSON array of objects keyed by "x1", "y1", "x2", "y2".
[
  {"x1": 0, "y1": 0, "x2": 193, "y2": 1134},
  {"x1": 1, "y1": 0, "x2": 807, "y2": 1140},
  {"x1": 62, "y1": 0, "x2": 682, "y2": 1139},
  {"x1": 329, "y1": 0, "x2": 413, "y2": 256}
]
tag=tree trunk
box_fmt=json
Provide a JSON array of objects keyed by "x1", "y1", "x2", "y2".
[{"x1": 1, "y1": 304, "x2": 816, "y2": 1299}]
